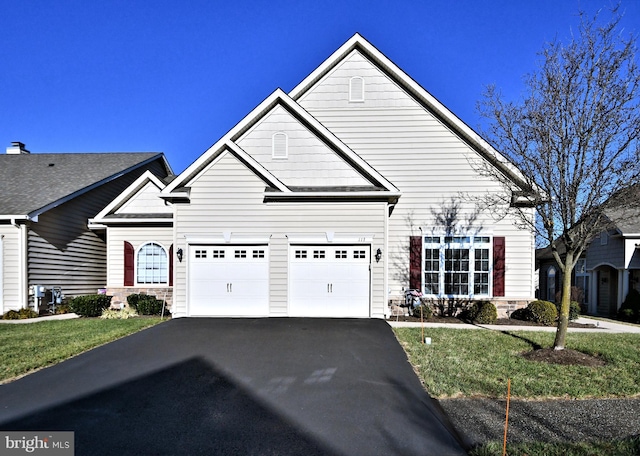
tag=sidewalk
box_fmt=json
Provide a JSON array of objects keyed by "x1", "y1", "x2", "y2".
[
  {"x1": 0, "y1": 313, "x2": 79, "y2": 324},
  {"x1": 388, "y1": 317, "x2": 640, "y2": 334}
]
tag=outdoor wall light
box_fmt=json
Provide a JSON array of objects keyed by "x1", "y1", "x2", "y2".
[
  {"x1": 177, "y1": 248, "x2": 183, "y2": 263},
  {"x1": 375, "y1": 248, "x2": 382, "y2": 263}
]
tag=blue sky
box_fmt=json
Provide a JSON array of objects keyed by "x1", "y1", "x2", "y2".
[{"x1": 2, "y1": 1, "x2": 639, "y2": 174}]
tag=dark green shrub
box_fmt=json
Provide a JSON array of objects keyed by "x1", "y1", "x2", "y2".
[
  {"x1": 412, "y1": 303, "x2": 433, "y2": 320},
  {"x1": 527, "y1": 300, "x2": 558, "y2": 326},
  {"x1": 69, "y1": 294, "x2": 112, "y2": 317},
  {"x1": 554, "y1": 300, "x2": 581, "y2": 321},
  {"x1": 618, "y1": 289, "x2": 640, "y2": 323},
  {"x1": 473, "y1": 301, "x2": 498, "y2": 324},
  {"x1": 127, "y1": 293, "x2": 164, "y2": 316},
  {"x1": 510, "y1": 307, "x2": 530, "y2": 321},
  {"x1": 2, "y1": 308, "x2": 39, "y2": 320},
  {"x1": 460, "y1": 301, "x2": 498, "y2": 324}
]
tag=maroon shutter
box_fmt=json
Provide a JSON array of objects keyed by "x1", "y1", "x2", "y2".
[
  {"x1": 409, "y1": 236, "x2": 422, "y2": 290},
  {"x1": 493, "y1": 237, "x2": 505, "y2": 297},
  {"x1": 169, "y1": 244, "x2": 173, "y2": 287},
  {"x1": 124, "y1": 241, "x2": 135, "y2": 286}
]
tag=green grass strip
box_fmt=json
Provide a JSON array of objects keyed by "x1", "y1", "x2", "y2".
[
  {"x1": 0, "y1": 317, "x2": 164, "y2": 383},
  {"x1": 470, "y1": 437, "x2": 640, "y2": 456},
  {"x1": 393, "y1": 328, "x2": 640, "y2": 399}
]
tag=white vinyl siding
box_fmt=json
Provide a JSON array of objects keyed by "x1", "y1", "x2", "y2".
[
  {"x1": 236, "y1": 105, "x2": 369, "y2": 187},
  {"x1": 106, "y1": 227, "x2": 173, "y2": 287},
  {"x1": 172, "y1": 152, "x2": 386, "y2": 318},
  {"x1": 115, "y1": 181, "x2": 172, "y2": 215},
  {"x1": 298, "y1": 50, "x2": 535, "y2": 302},
  {"x1": 0, "y1": 224, "x2": 26, "y2": 311}
]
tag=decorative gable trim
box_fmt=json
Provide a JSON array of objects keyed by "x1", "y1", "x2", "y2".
[{"x1": 163, "y1": 88, "x2": 400, "y2": 200}]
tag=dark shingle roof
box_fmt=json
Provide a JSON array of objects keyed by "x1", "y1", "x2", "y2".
[{"x1": 0, "y1": 152, "x2": 164, "y2": 216}]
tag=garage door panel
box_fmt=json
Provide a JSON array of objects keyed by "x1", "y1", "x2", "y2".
[
  {"x1": 289, "y1": 245, "x2": 370, "y2": 318},
  {"x1": 188, "y1": 245, "x2": 269, "y2": 316}
]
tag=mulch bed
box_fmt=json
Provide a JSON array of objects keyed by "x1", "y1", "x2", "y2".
[{"x1": 389, "y1": 315, "x2": 595, "y2": 328}]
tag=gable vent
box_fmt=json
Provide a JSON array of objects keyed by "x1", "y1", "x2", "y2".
[
  {"x1": 349, "y1": 76, "x2": 364, "y2": 102},
  {"x1": 272, "y1": 132, "x2": 288, "y2": 159}
]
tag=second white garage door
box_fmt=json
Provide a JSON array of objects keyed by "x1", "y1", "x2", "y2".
[
  {"x1": 188, "y1": 245, "x2": 269, "y2": 317},
  {"x1": 289, "y1": 245, "x2": 370, "y2": 317}
]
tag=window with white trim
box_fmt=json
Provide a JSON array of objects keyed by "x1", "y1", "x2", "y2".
[
  {"x1": 272, "y1": 132, "x2": 288, "y2": 159},
  {"x1": 137, "y1": 242, "x2": 168, "y2": 284},
  {"x1": 423, "y1": 236, "x2": 491, "y2": 297},
  {"x1": 349, "y1": 76, "x2": 364, "y2": 102}
]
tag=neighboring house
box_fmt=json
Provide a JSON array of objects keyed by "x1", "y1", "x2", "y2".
[
  {"x1": 88, "y1": 171, "x2": 175, "y2": 308},
  {"x1": 537, "y1": 185, "x2": 640, "y2": 317},
  {"x1": 148, "y1": 34, "x2": 536, "y2": 318},
  {"x1": 0, "y1": 142, "x2": 172, "y2": 313}
]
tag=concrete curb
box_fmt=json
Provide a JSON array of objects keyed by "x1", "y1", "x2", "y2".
[{"x1": 0, "y1": 313, "x2": 80, "y2": 324}]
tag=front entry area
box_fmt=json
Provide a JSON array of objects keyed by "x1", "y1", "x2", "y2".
[
  {"x1": 188, "y1": 245, "x2": 269, "y2": 316},
  {"x1": 289, "y1": 245, "x2": 371, "y2": 317}
]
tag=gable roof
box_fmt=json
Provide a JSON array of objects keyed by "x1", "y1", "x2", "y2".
[
  {"x1": 0, "y1": 152, "x2": 171, "y2": 220},
  {"x1": 89, "y1": 170, "x2": 173, "y2": 226},
  {"x1": 162, "y1": 89, "x2": 400, "y2": 202},
  {"x1": 290, "y1": 33, "x2": 531, "y2": 193}
]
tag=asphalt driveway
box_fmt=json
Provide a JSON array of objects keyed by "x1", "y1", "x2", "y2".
[{"x1": 0, "y1": 318, "x2": 466, "y2": 455}]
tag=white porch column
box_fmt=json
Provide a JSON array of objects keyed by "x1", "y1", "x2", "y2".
[{"x1": 619, "y1": 269, "x2": 628, "y2": 311}]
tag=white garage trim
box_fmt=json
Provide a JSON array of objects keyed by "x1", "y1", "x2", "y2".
[
  {"x1": 0, "y1": 235, "x2": 3, "y2": 312},
  {"x1": 187, "y1": 244, "x2": 269, "y2": 317},
  {"x1": 289, "y1": 244, "x2": 371, "y2": 317}
]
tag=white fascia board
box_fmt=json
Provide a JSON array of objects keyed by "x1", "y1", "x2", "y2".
[
  {"x1": 290, "y1": 34, "x2": 531, "y2": 191},
  {"x1": 0, "y1": 215, "x2": 30, "y2": 221},
  {"x1": 225, "y1": 142, "x2": 290, "y2": 192},
  {"x1": 93, "y1": 170, "x2": 167, "y2": 221},
  {"x1": 163, "y1": 90, "x2": 288, "y2": 196},
  {"x1": 264, "y1": 191, "x2": 401, "y2": 199}
]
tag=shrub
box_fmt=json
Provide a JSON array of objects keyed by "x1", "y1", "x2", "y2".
[
  {"x1": 412, "y1": 304, "x2": 433, "y2": 320},
  {"x1": 472, "y1": 301, "x2": 498, "y2": 324},
  {"x1": 527, "y1": 300, "x2": 558, "y2": 326},
  {"x1": 100, "y1": 307, "x2": 138, "y2": 320},
  {"x1": 2, "y1": 308, "x2": 38, "y2": 320},
  {"x1": 68, "y1": 294, "x2": 112, "y2": 317},
  {"x1": 54, "y1": 304, "x2": 71, "y2": 315},
  {"x1": 554, "y1": 300, "x2": 581, "y2": 321},
  {"x1": 127, "y1": 293, "x2": 164, "y2": 316},
  {"x1": 509, "y1": 307, "x2": 530, "y2": 321},
  {"x1": 618, "y1": 289, "x2": 640, "y2": 323}
]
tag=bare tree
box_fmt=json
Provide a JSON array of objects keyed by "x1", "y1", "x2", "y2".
[{"x1": 478, "y1": 7, "x2": 640, "y2": 349}]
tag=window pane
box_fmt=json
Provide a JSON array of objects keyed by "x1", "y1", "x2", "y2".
[{"x1": 137, "y1": 243, "x2": 167, "y2": 284}]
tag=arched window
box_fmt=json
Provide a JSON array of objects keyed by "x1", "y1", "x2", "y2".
[
  {"x1": 349, "y1": 76, "x2": 364, "y2": 102},
  {"x1": 547, "y1": 266, "x2": 556, "y2": 302},
  {"x1": 137, "y1": 243, "x2": 168, "y2": 284}
]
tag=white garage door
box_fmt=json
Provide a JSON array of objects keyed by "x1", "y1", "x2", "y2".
[
  {"x1": 289, "y1": 245, "x2": 370, "y2": 317},
  {"x1": 188, "y1": 245, "x2": 269, "y2": 316}
]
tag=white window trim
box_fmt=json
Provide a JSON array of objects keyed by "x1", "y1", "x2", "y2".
[
  {"x1": 272, "y1": 132, "x2": 288, "y2": 159},
  {"x1": 422, "y1": 235, "x2": 493, "y2": 299},
  {"x1": 349, "y1": 76, "x2": 365, "y2": 102},
  {"x1": 135, "y1": 242, "x2": 169, "y2": 286}
]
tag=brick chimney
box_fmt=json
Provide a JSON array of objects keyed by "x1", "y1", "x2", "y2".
[{"x1": 6, "y1": 142, "x2": 30, "y2": 154}]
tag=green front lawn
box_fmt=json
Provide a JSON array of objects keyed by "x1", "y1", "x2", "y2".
[
  {"x1": 393, "y1": 328, "x2": 640, "y2": 399},
  {"x1": 0, "y1": 317, "x2": 164, "y2": 383},
  {"x1": 394, "y1": 328, "x2": 640, "y2": 455}
]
